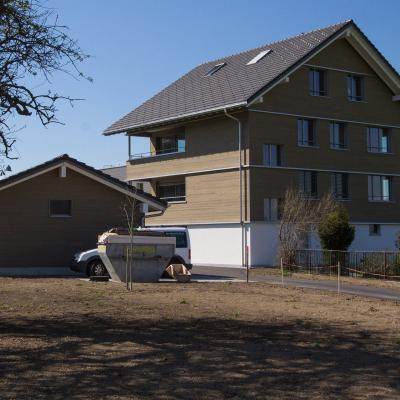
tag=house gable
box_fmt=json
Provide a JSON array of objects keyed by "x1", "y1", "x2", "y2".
[
  {"x1": 0, "y1": 155, "x2": 167, "y2": 212},
  {"x1": 250, "y1": 37, "x2": 400, "y2": 126}
]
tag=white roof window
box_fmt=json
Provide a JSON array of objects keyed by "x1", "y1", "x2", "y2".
[
  {"x1": 246, "y1": 49, "x2": 272, "y2": 65},
  {"x1": 204, "y1": 62, "x2": 226, "y2": 77}
]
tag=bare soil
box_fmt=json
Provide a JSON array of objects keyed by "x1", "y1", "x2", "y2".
[{"x1": 0, "y1": 278, "x2": 399, "y2": 399}]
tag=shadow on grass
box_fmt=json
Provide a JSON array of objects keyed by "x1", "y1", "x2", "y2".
[{"x1": 0, "y1": 316, "x2": 398, "y2": 399}]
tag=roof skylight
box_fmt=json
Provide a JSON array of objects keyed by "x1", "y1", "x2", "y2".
[
  {"x1": 204, "y1": 62, "x2": 226, "y2": 77},
  {"x1": 246, "y1": 49, "x2": 272, "y2": 65}
]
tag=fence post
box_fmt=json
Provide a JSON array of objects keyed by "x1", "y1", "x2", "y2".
[
  {"x1": 337, "y1": 261, "x2": 341, "y2": 295},
  {"x1": 384, "y1": 251, "x2": 387, "y2": 279},
  {"x1": 126, "y1": 247, "x2": 129, "y2": 291},
  {"x1": 280, "y1": 257, "x2": 284, "y2": 287}
]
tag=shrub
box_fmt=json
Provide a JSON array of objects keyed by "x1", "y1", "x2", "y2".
[{"x1": 318, "y1": 205, "x2": 355, "y2": 250}]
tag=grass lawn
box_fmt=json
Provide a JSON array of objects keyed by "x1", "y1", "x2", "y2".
[{"x1": 0, "y1": 278, "x2": 399, "y2": 399}]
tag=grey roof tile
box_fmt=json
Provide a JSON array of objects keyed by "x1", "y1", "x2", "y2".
[{"x1": 104, "y1": 21, "x2": 353, "y2": 134}]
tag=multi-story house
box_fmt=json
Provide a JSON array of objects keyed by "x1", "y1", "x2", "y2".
[{"x1": 103, "y1": 20, "x2": 400, "y2": 267}]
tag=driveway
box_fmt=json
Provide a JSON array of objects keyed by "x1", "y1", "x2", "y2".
[{"x1": 192, "y1": 266, "x2": 400, "y2": 301}]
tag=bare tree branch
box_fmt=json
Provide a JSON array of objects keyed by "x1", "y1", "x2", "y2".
[
  {"x1": 279, "y1": 187, "x2": 336, "y2": 264},
  {"x1": 0, "y1": 0, "x2": 90, "y2": 161}
]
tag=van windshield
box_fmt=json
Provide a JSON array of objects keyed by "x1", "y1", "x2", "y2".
[{"x1": 164, "y1": 232, "x2": 187, "y2": 248}]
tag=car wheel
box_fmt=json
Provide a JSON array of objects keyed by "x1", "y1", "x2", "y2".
[{"x1": 88, "y1": 259, "x2": 108, "y2": 277}]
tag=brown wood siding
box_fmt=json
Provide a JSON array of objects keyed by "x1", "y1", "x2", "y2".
[
  {"x1": 251, "y1": 39, "x2": 400, "y2": 126},
  {"x1": 145, "y1": 170, "x2": 242, "y2": 225},
  {"x1": 249, "y1": 112, "x2": 400, "y2": 174},
  {"x1": 249, "y1": 37, "x2": 400, "y2": 223},
  {"x1": 250, "y1": 168, "x2": 400, "y2": 223},
  {"x1": 0, "y1": 168, "x2": 133, "y2": 268}
]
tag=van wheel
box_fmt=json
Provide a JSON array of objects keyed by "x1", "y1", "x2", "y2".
[
  {"x1": 88, "y1": 259, "x2": 108, "y2": 277},
  {"x1": 168, "y1": 256, "x2": 186, "y2": 268}
]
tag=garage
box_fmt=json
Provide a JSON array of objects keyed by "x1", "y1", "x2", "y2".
[{"x1": 0, "y1": 154, "x2": 166, "y2": 274}]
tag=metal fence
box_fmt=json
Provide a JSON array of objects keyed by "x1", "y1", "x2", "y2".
[{"x1": 285, "y1": 249, "x2": 400, "y2": 280}]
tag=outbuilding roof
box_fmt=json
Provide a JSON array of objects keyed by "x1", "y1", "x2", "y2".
[
  {"x1": 0, "y1": 154, "x2": 167, "y2": 211},
  {"x1": 103, "y1": 20, "x2": 400, "y2": 135}
]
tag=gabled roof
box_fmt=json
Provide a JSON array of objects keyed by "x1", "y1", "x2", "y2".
[
  {"x1": 103, "y1": 20, "x2": 400, "y2": 135},
  {"x1": 0, "y1": 154, "x2": 167, "y2": 211}
]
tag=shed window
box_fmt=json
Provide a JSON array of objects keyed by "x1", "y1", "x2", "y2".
[{"x1": 49, "y1": 200, "x2": 72, "y2": 217}]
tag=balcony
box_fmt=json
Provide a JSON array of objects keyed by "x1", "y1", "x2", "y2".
[
  {"x1": 129, "y1": 134, "x2": 186, "y2": 161},
  {"x1": 129, "y1": 146, "x2": 185, "y2": 161}
]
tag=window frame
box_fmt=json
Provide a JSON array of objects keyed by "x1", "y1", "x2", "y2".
[
  {"x1": 331, "y1": 172, "x2": 350, "y2": 201},
  {"x1": 367, "y1": 127, "x2": 391, "y2": 154},
  {"x1": 155, "y1": 134, "x2": 186, "y2": 156},
  {"x1": 330, "y1": 122, "x2": 348, "y2": 150},
  {"x1": 297, "y1": 119, "x2": 317, "y2": 148},
  {"x1": 49, "y1": 200, "x2": 72, "y2": 218},
  {"x1": 369, "y1": 224, "x2": 381, "y2": 236},
  {"x1": 263, "y1": 198, "x2": 282, "y2": 222},
  {"x1": 299, "y1": 171, "x2": 318, "y2": 199},
  {"x1": 309, "y1": 68, "x2": 328, "y2": 97},
  {"x1": 347, "y1": 75, "x2": 365, "y2": 102},
  {"x1": 163, "y1": 231, "x2": 188, "y2": 248},
  {"x1": 368, "y1": 175, "x2": 392, "y2": 202},
  {"x1": 263, "y1": 144, "x2": 282, "y2": 167},
  {"x1": 157, "y1": 181, "x2": 186, "y2": 203}
]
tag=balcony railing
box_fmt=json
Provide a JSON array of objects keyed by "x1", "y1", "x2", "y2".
[{"x1": 129, "y1": 147, "x2": 185, "y2": 160}]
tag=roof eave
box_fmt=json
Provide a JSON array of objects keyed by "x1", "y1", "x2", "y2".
[
  {"x1": 344, "y1": 24, "x2": 400, "y2": 95},
  {"x1": 103, "y1": 101, "x2": 247, "y2": 136},
  {"x1": 0, "y1": 155, "x2": 167, "y2": 212}
]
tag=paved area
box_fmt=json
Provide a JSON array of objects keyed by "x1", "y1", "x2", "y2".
[{"x1": 193, "y1": 266, "x2": 400, "y2": 301}]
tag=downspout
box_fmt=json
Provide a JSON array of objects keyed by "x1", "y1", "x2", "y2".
[{"x1": 224, "y1": 109, "x2": 246, "y2": 273}]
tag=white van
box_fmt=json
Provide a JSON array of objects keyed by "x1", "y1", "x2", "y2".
[
  {"x1": 71, "y1": 226, "x2": 191, "y2": 277},
  {"x1": 144, "y1": 227, "x2": 191, "y2": 268}
]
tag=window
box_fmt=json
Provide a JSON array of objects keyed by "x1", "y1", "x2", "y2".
[
  {"x1": 368, "y1": 175, "x2": 392, "y2": 202},
  {"x1": 299, "y1": 171, "x2": 318, "y2": 199},
  {"x1": 155, "y1": 135, "x2": 185, "y2": 155},
  {"x1": 246, "y1": 49, "x2": 272, "y2": 65},
  {"x1": 49, "y1": 200, "x2": 72, "y2": 217},
  {"x1": 204, "y1": 62, "x2": 226, "y2": 77},
  {"x1": 164, "y1": 231, "x2": 188, "y2": 248},
  {"x1": 330, "y1": 122, "x2": 348, "y2": 150},
  {"x1": 367, "y1": 127, "x2": 390, "y2": 153},
  {"x1": 263, "y1": 144, "x2": 282, "y2": 166},
  {"x1": 347, "y1": 75, "x2": 365, "y2": 101},
  {"x1": 297, "y1": 119, "x2": 316, "y2": 147},
  {"x1": 331, "y1": 173, "x2": 349, "y2": 200},
  {"x1": 369, "y1": 224, "x2": 381, "y2": 236},
  {"x1": 264, "y1": 198, "x2": 282, "y2": 221},
  {"x1": 309, "y1": 69, "x2": 327, "y2": 96},
  {"x1": 158, "y1": 182, "x2": 186, "y2": 202}
]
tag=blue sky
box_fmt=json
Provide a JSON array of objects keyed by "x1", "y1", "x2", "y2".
[{"x1": 6, "y1": 0, "x2": 400, "y2": 174}]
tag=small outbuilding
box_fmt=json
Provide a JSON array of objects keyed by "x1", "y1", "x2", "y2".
[{"x1": 0, "y1": 154, "x2": 167, "y2": 274}]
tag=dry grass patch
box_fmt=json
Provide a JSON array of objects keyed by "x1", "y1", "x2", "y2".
[
  {"x1": 251, "y1": 267, "x2": 400, "y2": 290},
  {"x1": 0, "y1": 278, "x2": 399, "y2": 399}
]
